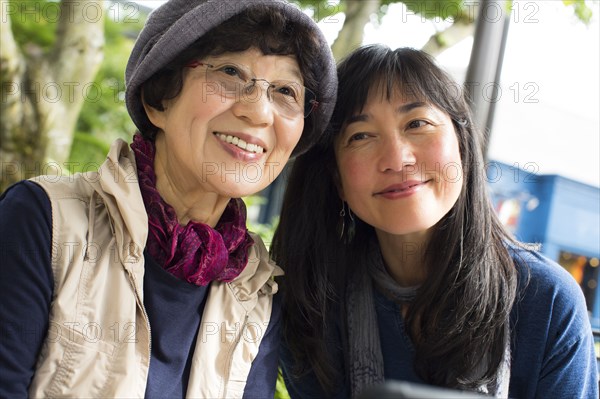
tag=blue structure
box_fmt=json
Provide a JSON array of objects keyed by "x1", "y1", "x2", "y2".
[{"x1": 487, "y1": 161, "x2": 600, "y2": 329}]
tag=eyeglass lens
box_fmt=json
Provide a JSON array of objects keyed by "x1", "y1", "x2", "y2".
[{"x1": 197, "y1": 62, "x2": 317, "y2": 118}]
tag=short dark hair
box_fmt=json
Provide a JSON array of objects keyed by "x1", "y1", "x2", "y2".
[{"x1": 140, "y1": 5, "x2": 320, "y2": 150}]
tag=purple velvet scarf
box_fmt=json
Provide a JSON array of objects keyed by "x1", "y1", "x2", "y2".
[{"x1": 131, "y1": 134, "x2": 254, "y2": 286}]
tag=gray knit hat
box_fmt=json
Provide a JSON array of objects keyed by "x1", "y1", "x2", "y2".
[{"x1": 125, "y1": 0, "x2": 337, "y2": 156}]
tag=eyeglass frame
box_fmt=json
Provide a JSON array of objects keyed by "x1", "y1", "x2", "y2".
[{"x1": 185, "y1": 60, "x2": 319, "y2": 119}]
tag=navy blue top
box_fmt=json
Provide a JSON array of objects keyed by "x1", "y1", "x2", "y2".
[
  {"x1": 0, "y1": 181, "x2": 280, "y2": 398},
  {"x1": 281, "y1": 245, "x2": 599, "y2": 398}
]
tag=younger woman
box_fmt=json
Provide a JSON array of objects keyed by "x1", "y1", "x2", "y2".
[{"x1": 272, "y1": 44, "x2": 597, "y2": 398}]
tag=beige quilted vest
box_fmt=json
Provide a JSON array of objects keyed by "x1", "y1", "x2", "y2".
[{"x1": 28, "y1": 139, "x2": 281, "y2": 398}]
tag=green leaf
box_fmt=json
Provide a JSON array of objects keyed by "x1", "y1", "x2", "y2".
[
  {"x1": 274, "y1": 368, "x2": 291, "y2": 399},
  {"x1": 67, "y1": 131, "x2": 111, "y2": 173},
  {"x1": 9, "y1": 0, "x2": 57, "y2": 53},
  {"x1": 563, "y1": 0, "x2": 593, "y2": 25}
]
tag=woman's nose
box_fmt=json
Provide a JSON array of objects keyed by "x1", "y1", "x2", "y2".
[
  {"x1": 231, "y1": 81, "x2": 275, "y2": 126},
  {"x1": 377, "y1": 137, "x2": 416, "y2": 173}
]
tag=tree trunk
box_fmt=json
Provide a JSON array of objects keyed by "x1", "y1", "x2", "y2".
[
  {"x1": 0, "y1": 0, "x2": 105, "y2": 192},
  {"x1": 331, "y1": 0, "x2": 381, "y2": 60}
]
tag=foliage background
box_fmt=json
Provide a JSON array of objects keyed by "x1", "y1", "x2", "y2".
[{"x1": 3, "y1": 1, "x2": 595, "y2": 397}]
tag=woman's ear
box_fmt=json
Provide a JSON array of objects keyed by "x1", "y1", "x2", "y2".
[{"x1": 141, "y1": 91, "x2": 167, "y2": 130}]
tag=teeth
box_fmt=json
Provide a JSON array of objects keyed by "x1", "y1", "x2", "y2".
[{"x1": 215, "y1": 133, "x2": 264, "y2": 154}]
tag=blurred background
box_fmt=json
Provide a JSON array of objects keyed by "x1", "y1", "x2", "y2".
[{"x1": 1, "y1": 0, "x2": 599, "y2": 393}]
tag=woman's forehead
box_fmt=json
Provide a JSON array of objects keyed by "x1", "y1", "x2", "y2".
[{"x1": 352, "y1": 82, "x2": 427, "y2": 114}]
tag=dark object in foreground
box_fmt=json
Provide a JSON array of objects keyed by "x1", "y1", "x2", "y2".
[{"x1": 357, "y1": 381, "x2": 489, "y2": 399}]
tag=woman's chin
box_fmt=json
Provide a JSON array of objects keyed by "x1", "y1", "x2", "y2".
[{"x1": 215, "y1": 182, "x2": 271, "y2": 200}]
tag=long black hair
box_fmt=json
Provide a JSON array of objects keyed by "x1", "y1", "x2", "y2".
[{"x1": 271, "y1": 45, "x2": 518, "y2": 391}]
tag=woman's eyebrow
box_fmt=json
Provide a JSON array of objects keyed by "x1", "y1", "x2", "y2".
[
  {"x1": 395, "y1": 101, "x2": 428, "y2": 114},
  {"x1": 345, "y1": 114, "x2": 369, "y2": 125}
]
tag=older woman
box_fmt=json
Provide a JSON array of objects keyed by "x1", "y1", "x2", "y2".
[
  {"x1": 0, "y1": 0, "x2": 335, "y2": 397},
  {"x1": 272, "y1": 44, "x2": 597, "y2": 398}
]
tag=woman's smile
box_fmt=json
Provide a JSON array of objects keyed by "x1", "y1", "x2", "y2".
[
  {"x1": 373, "y1": 180, "x2": 430, "y2": 199},
  {"x1": 214, "y1": 132, "x2": 266, "y2": 154}
]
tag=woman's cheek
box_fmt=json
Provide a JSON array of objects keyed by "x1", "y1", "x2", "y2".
[{"x1": 339, "y1": 155, "x2": 369, "y2": 191}]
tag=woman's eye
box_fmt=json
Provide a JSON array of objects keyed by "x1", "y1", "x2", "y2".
[
  {"x1": 275, "y1": 85, "x2": 298, "y2": 100},
  {"x1": 219, "y1": 65, "x2": 243, "y2": 79},
  {"x1": 348, "y1": 132, "x2": 369, "y2": 142},
  {"x1": 407, "y1": 119, "x2": 429, "y2": 129}
]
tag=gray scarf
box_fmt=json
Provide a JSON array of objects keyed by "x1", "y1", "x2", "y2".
[{"x1": 346, "y1": 241, "x2": 511, "y2": 398}]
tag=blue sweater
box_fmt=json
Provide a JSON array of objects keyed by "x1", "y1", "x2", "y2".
[
  {"x1": 0, "y1": 181, "x2": 280, "y2": 398},
  {"x1": 281, "y1": 244, "x2": 598, "y2": 398}
]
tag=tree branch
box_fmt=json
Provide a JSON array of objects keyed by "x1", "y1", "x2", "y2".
[
  {"x1": 421, "y1": 21, "x2": 475, "y2": 57},
  {"x1": 420, "y1": 2, "x2": 478, "y2": 57}
]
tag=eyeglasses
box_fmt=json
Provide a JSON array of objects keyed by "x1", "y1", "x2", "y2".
[{"x1": 186, "y1": 60, "x2": 318, "y2": 119}]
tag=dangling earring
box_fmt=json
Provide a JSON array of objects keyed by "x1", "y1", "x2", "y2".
[
  {"x1": 337, "y1": 200, "x2": 356, "y2": 243},
  {"x1": 337, "y1": 200, "x2": 346, "y2": 240}
]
